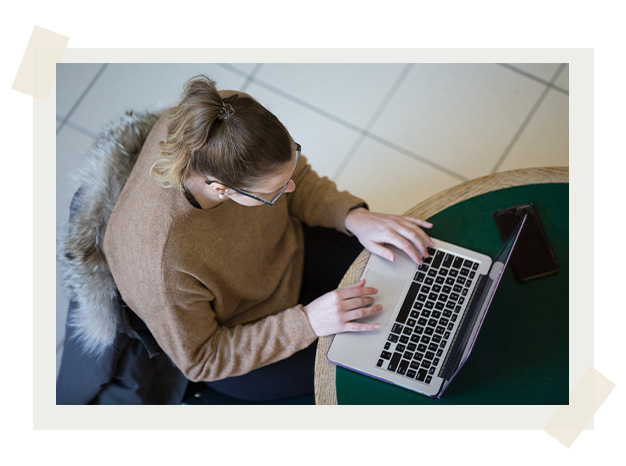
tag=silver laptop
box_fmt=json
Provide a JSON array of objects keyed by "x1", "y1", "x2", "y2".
[{"x1": 327, "y1": 215, "x2": 527, "y2": 398}]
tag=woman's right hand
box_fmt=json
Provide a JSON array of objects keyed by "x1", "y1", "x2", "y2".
[{"x1": 303, "y1": 279, "x2": 382, "y2": 337}]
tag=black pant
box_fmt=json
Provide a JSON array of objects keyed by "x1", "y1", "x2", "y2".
[{"x1": 204, "y1": 224, "x2": 363, "y2": 401}]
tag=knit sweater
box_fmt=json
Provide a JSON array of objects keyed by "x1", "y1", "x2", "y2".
[{"x1": 102, "y1": 110, "x2": 366, "y2": 382}]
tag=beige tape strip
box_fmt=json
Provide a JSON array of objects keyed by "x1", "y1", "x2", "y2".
[
  {"x1": 12, "y1": 25, "x2": 69, "y2": 100},
  {"x1": 544, "y1": 367, "x2": 615, "y2": 447}
]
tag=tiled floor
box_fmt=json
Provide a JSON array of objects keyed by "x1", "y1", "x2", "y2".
[{"x1": 56, "y1": 63, "x2": 569, "y2": 377}]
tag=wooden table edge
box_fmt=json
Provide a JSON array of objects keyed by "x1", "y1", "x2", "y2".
[{"x1": 314, "y1": 166, "x2": 569, "y2": 405}]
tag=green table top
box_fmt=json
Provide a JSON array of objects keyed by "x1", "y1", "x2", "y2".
[{"x1": 336, "y1": 183, "x2": 569, "y2": 405}]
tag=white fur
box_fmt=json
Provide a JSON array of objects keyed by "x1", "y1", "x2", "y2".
[{"x1": 57, "y1": 109, "x2": 163, "y2": 357}]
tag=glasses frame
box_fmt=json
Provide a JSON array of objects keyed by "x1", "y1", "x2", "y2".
[{"x1": 206, "y1": 143, "x2": 301, "y2": 206}]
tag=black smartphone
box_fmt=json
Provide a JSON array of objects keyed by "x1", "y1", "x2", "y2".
[{"x1": 493, "y1": 202, "x2": 558, "y2": 282}]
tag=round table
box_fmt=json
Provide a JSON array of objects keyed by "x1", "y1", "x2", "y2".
[{"x1": 314, "y1": 167, "x2": 569, "y2": 405}]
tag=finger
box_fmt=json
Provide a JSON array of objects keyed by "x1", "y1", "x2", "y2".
[
  {"x1": 398, "y1": 226, "x2": 432, "y2": 258},
  {"x1": 342, "y1": 279, "x2": 366, "y2": 289},
  {"x1": 407, "y1": 217, "x2": 434, "y2": 229},
  {"x1": 386, "y1": 234, "x2": 423, "y2": 265},
  {"x1": 366, "y1": 241, "x2": 396, "y2": 263},
  {"x1": 342, "y1": 321, "x2": 380, "y2": 332},
  {"x1": 341, "y1": 296, "x2": 376, "y2": 313},
  {"x1": 337, "y1": 284, "x2": 379, "y2": 300},
  {"x1": 343, "y1": 304, "x2": 383, "y2": 322}
]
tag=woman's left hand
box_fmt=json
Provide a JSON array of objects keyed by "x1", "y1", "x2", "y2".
[{"x1": 345, "y1": 208, "x2": 435, "y2": 265}]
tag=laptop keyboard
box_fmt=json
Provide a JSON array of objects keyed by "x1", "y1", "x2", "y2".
[{"x1": 376, "y1": 247, "x2": 480, "y2": 384}]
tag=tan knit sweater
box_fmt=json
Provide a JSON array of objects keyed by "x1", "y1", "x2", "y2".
[{"x1": 103, "y1": 110, "x2": 366, "y2": 382}]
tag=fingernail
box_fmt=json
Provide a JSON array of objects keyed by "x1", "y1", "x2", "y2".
[{"x1": 378, "y1": 305, "x2": 383, "y2": 310}]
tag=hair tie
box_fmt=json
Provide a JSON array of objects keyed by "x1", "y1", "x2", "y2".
[{"x1": 219, "y1": 102, "x2": 235, "y2": 120}]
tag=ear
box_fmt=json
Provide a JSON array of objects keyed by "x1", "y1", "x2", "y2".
[{"x1": 205, "y1": 180, "x2": 228, "y2": 195}]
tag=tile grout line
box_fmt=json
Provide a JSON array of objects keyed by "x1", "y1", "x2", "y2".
[
  {"x1": 491, "y1": 64, "x2": 567, "y2": 174},
  {"x1": 56, "y1": 63, "x2": 109, "y2": 136},
  {"x1": 498, "y1": 63, "x2": 569, "y2": 95},
  {"x1": 240, "y1": 65, "x2": 468, "y2": 182},
  {"x1": 332, "y1": 64, "x2": 413, "y2": 180},
  {"x1": 240, "y1": 64, "x2": 263, "y2": 92}
]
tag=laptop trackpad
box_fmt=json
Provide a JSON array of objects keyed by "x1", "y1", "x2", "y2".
[{"x1": 357, "y1": 269, "x2": 406, "y2": 327}]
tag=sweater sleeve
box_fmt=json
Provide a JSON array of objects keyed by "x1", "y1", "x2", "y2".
[
  {"x1": 287, "y1": 154, "x2": 368, "y2": 234},
  {"x1": 142, "y1": 267, "x2": 318, "y2": 383}
]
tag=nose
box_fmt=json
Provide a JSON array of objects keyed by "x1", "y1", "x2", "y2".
[{"x1": 285, "y1": 179, "x2": 296, "y2": 193}]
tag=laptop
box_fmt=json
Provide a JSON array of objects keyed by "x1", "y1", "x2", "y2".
[{"x1": 327, "y1": 215, "x2": 527, "y2": 398}]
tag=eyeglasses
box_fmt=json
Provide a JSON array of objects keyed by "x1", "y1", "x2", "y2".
[{"x1": 206, "y1": 143, "x2": 301, "y2": 206}]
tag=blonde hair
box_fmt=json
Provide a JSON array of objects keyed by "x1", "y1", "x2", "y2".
[{"x1": 151, "y1": 74, "x2": 293, "y2": 191}]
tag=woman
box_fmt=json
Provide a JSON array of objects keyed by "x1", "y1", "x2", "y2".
[{"x1": 89, "y1": 74, "x2": 434, "y2": 403}]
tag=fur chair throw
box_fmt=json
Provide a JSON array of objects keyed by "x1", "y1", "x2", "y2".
[{"x1": 58, "y1": 109, "x2": 163, "y2": 357}]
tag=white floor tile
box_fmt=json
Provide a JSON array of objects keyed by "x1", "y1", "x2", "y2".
[
  {"x1": 336, "y1": 136, "x2": 461, "y2": 216},
  {"x1": 245, "y1": 82, "x2": 363, "y2": 179},
  {"x1": 254, "y1": 63, "x2": 408, "y2": 129},
  {"x1": 506, "y1": 63, "x2": 561, "y2": 82},
  {"x1": 70, "y1": 64, "x2": 249, "y2": 134},
  {"x1": 369, "y1": 64, "x2": 548, "y2": 181},
  {"x1": 56, "y1": 126, "x2": 96, "y2": 354},
  {"x1": 498, "y1": 89, "x2": 569, "y2": 172},
  {"x1": 56, "y1": 64, "x2": 103, "y2": 118}
]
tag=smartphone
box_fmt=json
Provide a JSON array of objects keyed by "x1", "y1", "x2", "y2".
[{"x1": 493, "y1": 202, "x2": 558, "y2": 282}]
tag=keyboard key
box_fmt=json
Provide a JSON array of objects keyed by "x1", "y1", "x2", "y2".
[
  {"x1": 443, "y1": 285, "x2": 451, "y2": 294},
  {"x1": 432, "y1": 334, "x2": 442, "y2": 343},
  {"x1": 433, "y1": 358, "x2": 440, "y2": 366},
  {"x1": 438, "y1": 294, "x2": 448, "y2": 302},
  {"x1": 446, "y1": 277, "x2": 455, "y2": 285},
  {"x1": 428, "y1": 269, "x2": 437, "y2": 278},
  {"x1": 377, "y1": 359, "x2": 383, "y2": 367},
  {"x1": 422, "y1": 286, "x2": 431, "y2": 294},
  {"x1": 414, "y1": 352, "x2": 424, "y2": 361},
  {"x1": 425, "y1": 301, "x2": 434, "y2": 309},
  {"x1": 425, "y1": 351, "x2": 435, "y2": 360},
  {"x1": 410, "y1": 361, "x2": 420, "y2": 370},
  {"x1": 440, "y1": 340, "x2": 447, "y2": 348},
  {"x1": 384, "y1": 342, "x2": 391, "y2": 350},
  {"x1": 420, "y1": 335, "x2": 430, "y2": 344},
  {"x1": 410, "y1": 310, "x2": 419, "y2": 318},
  {"x1": 424, "y1": 327, "x2": 434, "y2": 335},
  {"x1": 422, "y1": 310, "x2": 431, "y2": 318},
  {"x1": 381, "y1": 351, "x2": 392, "y2": 360},
  {"x1": 457, "y1": 277, "x2": 466, "y2": 285},
  {"x1": 432, "y1": 251, "x2": 445, "y2": 269},
  {"x1": 415, "y1": 271, "x2": 426, "y2": 282},
  {"x1": 388, "y1": 334, "x2": 399, "y2": 343},
  {"x1": 398, "y1": 359, "x2": 409, "y2": 375},
  {"x1": 432, "y1": 310, "x2": 441, "y2": 319},
  {"x1": 435, "y1": 326, "x2": 445, "y2": 334},
  {"x1": 425, "y1": 277, "x2": 434, "y2": 285},
  {"x1": 453, "y1": 257, "x2": 464, "y2": 269},
  {"x1": 460, "y1": 268, "x2": 470, "y2": 276},
  {"x1": 433, "y1": 284, "x2": 442, "y2": 292},
  {"x1": 435, "y1": 302, "x2": 444, "y2": 310},
  {"x1": 429, "y1": 293, "x2": 438, "y2": 301},
  {"x1": 443, "y1": 253, "x2": 454, "y2": 268},
  {"x1": 445, "y1": 301, "x2": 455, "y2": 309},
  {"x1": 415, "y1": 326, "x2": 424, "y2": 335},
  {"x1": 418, "y1": 344, "x2": 427, "y2": 352},
  {"x1": 463, "y1": 259, "x2": 474, "y2": 268},
  {"x1": 396, "y1": 282, "x2": 421, "y2": 324},
  {"x1": 447, "y1": 323, "x2": 454, "y2": 330},
  {"x1": 472, "y1": 262, "x2": 479, "y2": 270},
  {"x1": 450, "y1": 293, "x2": 459, "y2": 301},
  {"x1": 388, "y1": 352, "x2": 402, "y2": 372},
  {"x1": 407, "y1": 343, "x2": 417, "y2": 351},
  {"x1": 449, "y1": 269, "x2": 458, "y2": 277},
  {"x1": 444, "y1": 331, "x2": 450, "y2": 339},
  {"x1": 469, "y1": 271, "x2": 475, "y2": 279},
  {"x1": 428, "y1": 343, "x2": 438, "y2": 351},
  {"x1": 443, "y1": 310, "x2": 452, "y2": 317},
  {"x1": 392, "y1": 324, "x2": 403, "y2": 334},
  {"x1": 418, "y1": 317, "x2": 427, "y2": 326},
  {"x1": 418, "y1": 264, "x2": 429, "y2": 271},
  {"x1": 436, "y1": 349, "x2": 443, "y2": 357},
  {"x1": 428, "y1": 318, "x2": 438, "y2": 327},
  {"x1": 402, "y1": 327, "x2": 413, "y2": 336},
  {"x1": 440, "y1": 268, "x2": 448, "y2": 276},
  {"x1": 400, "y1": 335, "x2": 409, "y2": 343},
  {"x1": 425, "y1": 375, "x2": 432, "y2": 384},
  {"x1": 440, "y1": 318, "x2": 449, "y2": 326},
  {"x1": 421, "y1": 360, "x2": 431, "y2": 369},
  {"x1": 407, "y1": 369, "x2": 417, "y2": 378},
  {"x1": 427, "y1": 247, "x2": 436, "y2": 256},
  {"x1": 462, "y1": 288, "x2": 468, "y2": 296},
  {"x1": 435, "y1": 276, "x2": 444, "y2": 284},
  {"x1": 404, "y1": 352, "x2": 414, "y2": 361},
  {"x1": 396, "y1": 344, "x2": 406, "y2": 353},
  {"x1": 407, "y1": 318, "x2": 416, "y2": 327},
  {"x1": 417, "y1": 293, "x2": 427, "y2": 302},
  {"x1": 410, "y1": 334, "x2": 420, "y2": 343},
  {"x1": 416, "y1": 369, "x2": 427, "y2": 381}
]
